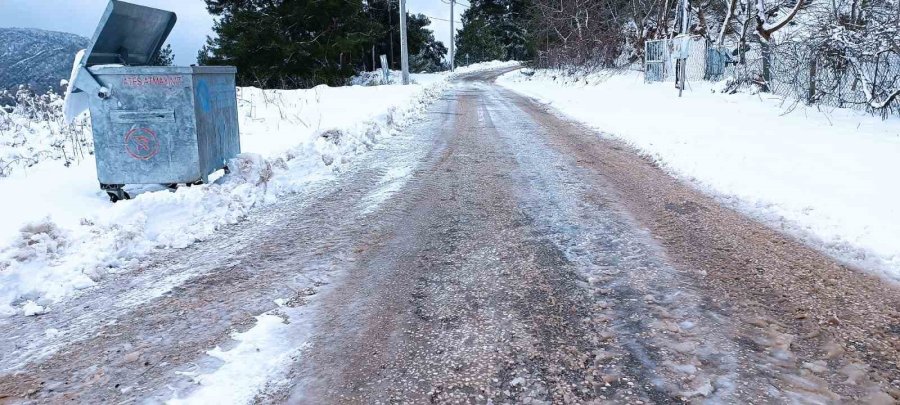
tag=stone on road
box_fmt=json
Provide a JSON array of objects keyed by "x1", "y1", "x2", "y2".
[{"x1": 1, "y1": 69, "x2": 898, "y2": 404}]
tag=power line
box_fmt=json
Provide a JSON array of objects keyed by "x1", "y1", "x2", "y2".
[
  {"x1": 424, "y1": 14, "x2": 463, "y2": 24},
  {"x1": 440, "y1": 0, "x2": 469, "y2": 7}
]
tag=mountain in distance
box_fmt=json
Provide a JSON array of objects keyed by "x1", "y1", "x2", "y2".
[{"x1": 0, "y1": 27, "x2": 88, "y2": 96}]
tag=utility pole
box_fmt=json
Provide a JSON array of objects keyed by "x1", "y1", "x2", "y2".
[
  {"x1": 388, "y1": 0, "x2": 394, "y2": 70},
  {"x1": 450, "y1": 0, "x2": 455, "y2": 71},
  {"x1": 399, "y1": 0, "x2": 410, "y2": 84},
  {"x1": 676, "y1": 0, "x2": 689, "y2": 97}
]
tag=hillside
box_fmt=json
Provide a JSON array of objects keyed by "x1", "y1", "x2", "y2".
[{"x1": 0, "y1": 27, "x2": 87, "y2": 97}]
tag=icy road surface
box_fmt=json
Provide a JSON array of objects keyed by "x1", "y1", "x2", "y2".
[{"x1": 1, "y1": 69, "x2": 898, "y2": 404}]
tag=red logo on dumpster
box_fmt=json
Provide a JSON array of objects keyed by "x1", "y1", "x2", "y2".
[{"x1": 124, "y1": 128, "x2": 160, "y2": 160}]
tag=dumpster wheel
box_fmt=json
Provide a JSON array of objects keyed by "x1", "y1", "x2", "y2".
[
  {"x1": 101, "y1": 184, "x2": 131, "y2": 203},
  {"x1": 107, "y1": 189, "x2": 131, "y2": 203}
]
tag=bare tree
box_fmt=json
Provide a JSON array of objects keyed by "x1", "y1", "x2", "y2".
[
  {"x1": 752, "y1": 0, "x2": 806, "y2": 90},
  {"x1": 525, "y1": 0, "x2": 900, "y2": 112}
]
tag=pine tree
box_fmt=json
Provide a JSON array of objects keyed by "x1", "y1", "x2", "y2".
[
  {"x1": 411, "y1": 33, "x2": 448, "y2": 72},
  {"x1": 149, "y1": 43, "x2": 174, "y2": 66},
  {"x1": 455, "y1": 16, "x2": 504, "y2": 65},
  {"x1": 455, "y1": 0, "x2": 532, "y2": 66},
  {"x1": 362, "y1": 1, "x2": 446, "y2": 72},
  {"x1": 199, "y1": 0, "x2": 380, "y2": 88},
  {"x1": 198, "y1": 0, "x2": 447, "y2": 88}
]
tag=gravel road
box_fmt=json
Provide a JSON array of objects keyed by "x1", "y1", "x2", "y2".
[{"x1": 1, "y1": 68, "x2": 897, "y2": 404}]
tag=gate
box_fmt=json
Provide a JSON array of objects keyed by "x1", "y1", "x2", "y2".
[
  {"x1": 644, "y1": 36, "x2": 710, "y2": 83},
  {"x1": 645, "y1": 39, "x2": 668, "y2": 82}
]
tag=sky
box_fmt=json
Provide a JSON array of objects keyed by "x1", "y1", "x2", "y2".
[{"x1": 0, "y1": 0, "x2": 465, "y2": 66}]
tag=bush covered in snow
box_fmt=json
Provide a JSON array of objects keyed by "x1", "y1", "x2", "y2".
[
  {"x1": 0, "y1": 84, "x2": 91, "y2": 177},
  {"x1": 350, "y1": 71, "x2": 401, "y2": 86}
]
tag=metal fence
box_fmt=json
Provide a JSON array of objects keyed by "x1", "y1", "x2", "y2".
[
  {"x1": 644, "y1": 36, "x2": 709, "y2": 83},
  {"x1": 645, "y1": 36, "x2": 900, "y2": 115},
  {"x1": 769, "y1": 43, "x2": 900, "y2": 116}
]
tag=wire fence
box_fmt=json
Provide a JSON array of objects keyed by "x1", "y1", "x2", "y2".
[
  {"x1": 767, "y1": 42, "x2": 900, "y2": 116},
  {"x1": 645, "y1": 37, "x2": 900, "y2": 116}
]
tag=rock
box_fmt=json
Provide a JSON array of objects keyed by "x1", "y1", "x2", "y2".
[
  {"x1": 802, "y1": 328, "x2": 822, "y2": 339},
  {"x1": 802, "y1": 360, "x2": 828, "y2": 374},
  {"x1": 839, "y1": 363, "x2": 869, "y2": 385},
  {"x1": 685, "y1": 379, "x2": 714, "y2": 398},
  {"x1": 594, "y1": 349, "x2": 616, "y2": 361},
  {"x1": 601, "y1": 373, "x2": 620, "y2": 384},
  {"x1": 668, "y1": 341, "x2": 698, "y2": 353},
  {"x1": 123, "y1": 351, "x2": 141, "y2": 363},
  {"x1": 22, "y1": 300, "x2": 47, "y2": 316},
  {"x1": 747, "y1": 317, "x2": 768, "y2": 328},
  {"x1": 862, "y1": 391, "x2": 895, "y2": 405},
  {"x1": 823, "y1": 340, "x2": 845, "y2": 359},
  {"x1": 886, "y1": 386, "x2": 900, "y2": 400},
  {"x1": 766, "y1": 327, "x2": 795, "y2": 351},
  {"x1": 651, "y1": 320, "x2": 681, "y2": 333},
  {"x1": 670, "y1": 363, "x2": 697, "y2": 375},
  {"x1": 510, "y1": 377, "x2": 525, "y2": 387}
]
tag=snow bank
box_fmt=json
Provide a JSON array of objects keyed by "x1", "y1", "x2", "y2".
[
  {"x1": 499, "y1": 69, "x2": 900, "y2": 282},
  {"x1": 0, "y1": 75, "x2": 448, "y2": 317},
  {"x1": 453, "y1": 60, "x2": 521, "y2": 75},
  {"x1": 350, "y1": 70, "x2": 448, "y2": 86},
  {"x1": 348, "y1": 61, "x2": 520, "y2": 86}
]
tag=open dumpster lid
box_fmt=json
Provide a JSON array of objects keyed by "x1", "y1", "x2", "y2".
[{"x1": 84, "y1": 0, "x2": 177, "y2": 66}]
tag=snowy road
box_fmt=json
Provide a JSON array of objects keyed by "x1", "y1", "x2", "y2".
[{"x1": 1, "y1": 69, "x2": 898, "y2": 404}]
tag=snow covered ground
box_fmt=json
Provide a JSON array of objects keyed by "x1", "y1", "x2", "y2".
[
  {"x1": 0, "y1": 71, "x2": 449, "y2": 317},
  {"x1": 499, "y1": 69, "x2": 900, "y2": 282}
]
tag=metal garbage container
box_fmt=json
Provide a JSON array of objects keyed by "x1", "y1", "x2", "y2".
[{"x1": 71, "y1": 0, "x2": 240, "y2": 202}]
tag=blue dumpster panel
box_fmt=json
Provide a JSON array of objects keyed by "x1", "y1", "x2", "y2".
[{"x1": 192, "y1": 70, "x2": 240, "y2": 181}]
